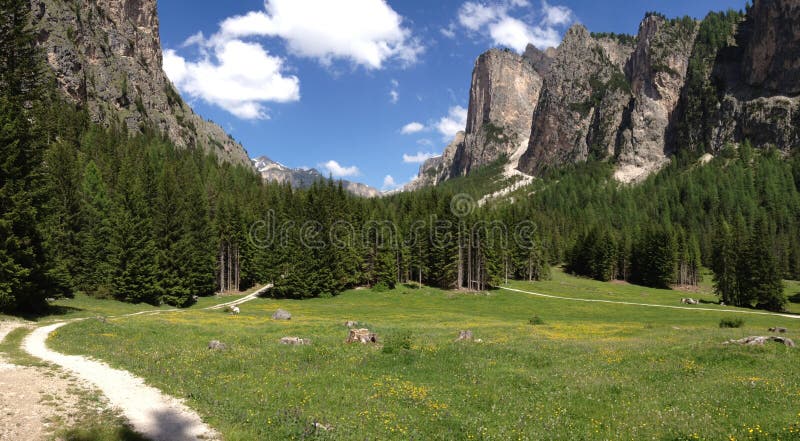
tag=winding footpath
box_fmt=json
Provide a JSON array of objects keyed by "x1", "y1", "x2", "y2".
[
  {"x1": 7, "y1": 285, "x2": 270, "y2": 441},
  {"x1": 500, "y1": 286, "x2": 800, "y2": 320}
]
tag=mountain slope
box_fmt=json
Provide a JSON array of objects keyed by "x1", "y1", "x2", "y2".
[{"x1": 31, "y1": 0, "x2": 251, "y2": 167}]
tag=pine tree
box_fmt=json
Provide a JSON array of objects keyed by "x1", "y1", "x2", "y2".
[{"x1": 0, "y1": 0, "x2": 62, "y2": 311}]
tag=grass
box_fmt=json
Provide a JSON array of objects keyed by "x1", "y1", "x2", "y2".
[{"x1": 47, "y1": 270, "x2": 800, "y2": 440}]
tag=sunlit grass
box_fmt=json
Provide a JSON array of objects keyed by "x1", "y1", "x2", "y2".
[{"x1": 49, "y1": 272, "x2": 800, "y2": 440}]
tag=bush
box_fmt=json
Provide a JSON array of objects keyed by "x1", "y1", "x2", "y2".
[
  {"x1": 719, "y1": 317, "x2": 744, "y2": 328},
  {"x1": 528, "y1": 315, "x2": 544, "y2": 325},
  {"x1": 372, "y1": 282, "x2": 391, "y2": 292},
  {"x1": 382, "y1": 331, "x2": 413, "y2": 354}
]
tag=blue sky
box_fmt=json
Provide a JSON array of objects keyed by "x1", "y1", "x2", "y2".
[{"x1": 157, "y1": 0, "x2": 746, "y2": 191}]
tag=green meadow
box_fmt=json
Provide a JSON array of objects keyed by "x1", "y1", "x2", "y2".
[{"x1": 47, "y1": 269, "x2": 800, "y2": 440}]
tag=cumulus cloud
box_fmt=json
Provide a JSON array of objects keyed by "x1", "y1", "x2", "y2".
[
  {"x1": 436, "y1": 106, "x2": 468, "y2": 140},
  {"x1": 403, "y1": 152, "x2": 439, "y2": 164},
  {"x1": 382, "y1": 175, "x2": 402, "y2": 191},
  {"x1": 164, "y1": 42, "x2": 300, "y2": 120},
  {"x1": 217, "y1": 0, "x2": 423, "y2": 69},
  {"x1": 400, "y1": 122, "x2": 426, "y2": 134},
  {"x1": 455, "y1": 0, "x2": 573, "y2": 52},
  {"x1": 319, "y1": 160, "x2": 360, "y2": 178}
]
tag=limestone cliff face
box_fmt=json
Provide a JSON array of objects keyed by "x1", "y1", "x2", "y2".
[
  {"x1": 707, "y1": 0, "x2": 800, "y2": 153},
  {"x1": 31, "y1": 0, "x2": 251, "y2": 167},
  {"x1": 518, "y1": 25, "x2": 635, "y2": 176},
  {"x1": 614, "y1": 16, "x2": 697, "y2": 182},
  {"x1": 411, "y1": 49, "x2": 541, "y2": 188},
  {"x1": 413, "y1": 2, "x2": 799, "y2": 190},
  {"x1": 454, "y1": 49, "x2": 542, "y2": 175}
]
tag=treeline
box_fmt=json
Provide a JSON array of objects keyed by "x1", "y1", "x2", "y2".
[
  {"x1": 1, "y1": 0, "x2": 797, "y2": 313},
  {"x1": 529, "y1": 143, "x2": 797, "y2": 311}
]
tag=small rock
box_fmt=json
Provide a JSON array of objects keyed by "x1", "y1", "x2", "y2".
[
  {"x1": 280, "y1": 336, "x2": 311, "y2": 345},
  {"x1": 768, "y1": 327, "x2": 788, "y2": 333},
  {"x1": 230, "y1": 306, "x2": 240, "y2": 315},
  {"x1": 724, "y1": 336, "x2": 795, "y2": 348},
  {"x1": 45, "y1": 297, "x2": 56, "y2": 302},
  {"x1": 313, "y1": 422, "x2": 333, "y2": 432},
  {"x1": 455, "y1": 330, "x2": 474, "y2": 342},
  {"x1": 681, "y1": 298, "x2": 699, "y2": 305},
  {"x1": 271, "y1": 309, "x2": 292, "y2": 320},
  {"x1": 474, "y1": 338, "x2": 484, "y2": 343},
  {"x1": 208, "y1": 340, "x2": 228, "y2": 351},
  {"x1": 344, "y1": 321, "x2": 359, "y2": 328},
  {"x1": 346, "y1": 328, "x2": 378, "y2": 344}
]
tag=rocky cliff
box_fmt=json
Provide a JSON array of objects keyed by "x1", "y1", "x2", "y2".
[
  {"x1": 31, "y1": 0, "x2": 251, "y2": 167},
  {"x1": 413, "y1": 0, "x2": 799, "y2": 188}
]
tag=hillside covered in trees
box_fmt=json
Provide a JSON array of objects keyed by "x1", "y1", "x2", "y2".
[{"x1": 1, "y1": 0, "x2": 797, "y2": 314}]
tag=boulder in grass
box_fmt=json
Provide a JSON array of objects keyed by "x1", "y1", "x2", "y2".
[
  {"x1": 280, "y1": 336, "x2": 311, "y2": 345},
  {"x1": 681, "y1": 298, "x2": 699, "y2": 305},
  {"x1": 208, "y1": 340, "x2": 228, "y2": 351},
  {"x1": 346, "y1": 328, "x2": 378, "y2": 344},
  {"x1": 344, "y1": 321, "x2": 359, "y2": 328},
  {"x1": 768, "y1": 327, "x2": 788, "y2": 333},
  {"x1": 455, "y1": 330, "x2": 474, "y2": 342},
  {"x1": 724, "y1": 336, "x2": 796, "y2": 348},
  {"x1": 271, "y1": 309, "x2": 292, "y2": 320}
]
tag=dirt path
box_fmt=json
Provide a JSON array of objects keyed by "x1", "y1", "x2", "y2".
[
  {"x1": 501, "y1": 286, "x2": 800, "y2": 319},
  {"x1": 0, "y1": 321, "x2": 114, "y2": 441},
  {"x1": 15, "y1": 285, "x2": 270, "y2": 441}
]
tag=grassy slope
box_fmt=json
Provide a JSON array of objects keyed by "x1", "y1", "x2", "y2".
[{"x1": 48, "y1": 273, "x2": 800, "y2": 441}]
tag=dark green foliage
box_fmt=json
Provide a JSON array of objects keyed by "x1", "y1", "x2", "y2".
[
  {"x1": 0, "y1": 0, "x2": 66, "y2": 311},
  {"x1": 528, "y1": 315, "x2": 544, "y2": 325},
  {"x1": 630, "y1": 229, "x2": 677, "y2": 289},
  {"x1": 719, "y1": 317, "x2": 744, "y2": 328}
]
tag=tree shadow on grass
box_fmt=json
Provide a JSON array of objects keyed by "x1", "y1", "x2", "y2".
[
  {"x1": 14, "y1": 304, "x2": 84, "y2": 321},
  {"x1": 789, "y1": 292, "x2": 800, "y2": 304},
  {"x1": 58, "y1": 424, "x2": 147, "y2": 441}
]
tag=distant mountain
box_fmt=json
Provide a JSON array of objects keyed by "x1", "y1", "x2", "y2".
[{"x1": 252, "y1": 157, "x2": 381, "y2": 198}]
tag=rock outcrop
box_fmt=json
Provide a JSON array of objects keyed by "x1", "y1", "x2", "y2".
[
  {"x1": 411, "y1": 1, "x2": 800, "y2": 189},
  {"x1": 31, "y1": 0, "x2": 251, "y2": 167}
]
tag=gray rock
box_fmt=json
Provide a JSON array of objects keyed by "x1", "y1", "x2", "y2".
[
  {"x1": 344, "y1": 321, "x2": 359, "y2": 328},
  {"x1": 769, "y1": 327, "x2": 788, "y2": 333},
  {"x1": 455, "y1": 330, "x2": 474, "y2": 342},
  {"x1": 208, "y1": 340, "x2": 227, "y2": 351},
  {"x1": 346, "y1": 328, "x2": 378, "y2": 344},
  {"x1": 271, "y1": 309, "x2": 292, "y2": 320},
  {"x1": 280, "y1": 337, "x2": 310, "y2": 345},
  {"x1": 724, "y1": 336, "x2": 796, "y2": 348},
  {"x1": 252, "y1": 157, "x2": 381, "y2": 198}
]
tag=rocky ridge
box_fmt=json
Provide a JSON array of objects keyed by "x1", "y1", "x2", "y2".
[
  {"x1": 31, "y1": 0, "x2": 251, "y2": 167},
  {"x1": 412, "y1": 0, "x2": 799, "y2": 189}
]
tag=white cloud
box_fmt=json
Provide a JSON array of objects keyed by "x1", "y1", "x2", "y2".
[
  {"x1": 217, "y1": 0, "x2": 423, "y2": 69},
  {"x1": 417, "y1": 138, "x2": 434, "y2": 146},
  {"x1": 441, "y1": 23, "x2": 457, "y2": 39},
  {"x1": 436, "y1": 106, "x2": 468, "y2": 140},
  {"x1": 319, "y1": 160, "x2": 360, "y2": 178},
  {"x1": 542, "y1": 1, "x2": 572, "y2": 26},
  {"x1": 403, "y1": 152, "x2": 439, "y2": 164},
  {"x1": 458, "y1": 2, "x2": 501, "y2": 31},
  {"x1": 390, "y1": 79, "x2": 400, "y2": 104},
  {"x1": 382, "y1": 175, "x2": 401, "y2": 191},
  {"x1": 400, "y1": 122, "x2": 426, "y2": 134},
  {"x1": 163, "y1": 41, "x2": 300, "y2": 120},
  {"x1": 489, "y1": 17, "x2": 561, "y2": 52},
  {"x1": 454, "y1": 0, "x2": 574, "y2": 52}
]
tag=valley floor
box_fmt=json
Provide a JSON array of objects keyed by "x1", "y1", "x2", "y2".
[{"x1": 5, "y1": 269, "x2": 796, "y2": 440}]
